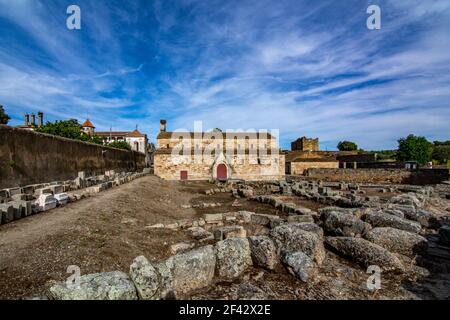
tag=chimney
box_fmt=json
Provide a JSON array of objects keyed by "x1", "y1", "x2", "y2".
[
  {"x1": 24, "y1": 113, "x2": 30, "y2": 126},
  {"x1": 160, "y1": 119, "x2": 167, "y2": 132},
  {"x1": 30, "y1": 113, "x2": 36, "y2": 126},
  {"x1": 38, "y1": 111, "x2": 43, "y2": 127}
]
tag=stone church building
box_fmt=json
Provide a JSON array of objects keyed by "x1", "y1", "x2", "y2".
[{"x1": 154, "y1": 120, "x2": 285, "y2": 181}]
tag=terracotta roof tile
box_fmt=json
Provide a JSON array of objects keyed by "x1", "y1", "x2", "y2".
[{"x1": 82, "y1": 119, "x2": 95, "y2": 128}]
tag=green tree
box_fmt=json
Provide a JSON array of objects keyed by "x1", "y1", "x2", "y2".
[
  {"x1": 375, "y1": 150, "x2": 398, "y2": 161},
  {"x1": 433, "y1": 140, "x2": 450, "y2": 146},
  {"x1": 109, "y1": 141, "x2": 131, "y2": 151},
  {"x1": 35, "y1": 119, "x2": 103, "y2": 145},
  {"x1": 337, "y1": 141, "x2": 358, "y2": 151},
  {"x1": 79, "y1": 134, "x2": 103, "y2": 145},
  {"x1": 432, "y1": 145, "x2": 450, "y2": 164},
  {"x1": 36, "y1": 119, "x2": 82, "y2": 139},
  {"x1": 0, "y1": 105, "x2": 11, "y2": 124},
  {"x1": 397, "y1": 134, "x2": 433, "y2": 165}
]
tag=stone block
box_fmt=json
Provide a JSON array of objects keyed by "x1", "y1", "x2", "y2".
[
  {"x1": 11, "y1": 194, "x2": 29, "y2": 201},
  {"x1": 213, "y1": 226, "x2": 247, "y2": 240},
  {"x1": 287, "y1": 215, "x2": 314, "y2": 224},
  {"x1": 270, "y1": 223, "x2": 326, "y2": 265},
  {"x1": 251, "y1": 213, "x2": 279, "y2": 226},
  {"x1": 236, "y1": 211, "x2": 253, "y2": 223},
  {"x1": 8, "y1": 187, "x2": 21, "y2": 196},
  {"x1": 0, "y1": 189, "x2": 9, "y2": 199},
  {"x1": 49, "y1": 271, "x2": 137, "y2": 300},
  {"x1": 34, "y1": 188, "x2": 53, "y2": 196},
  {"x1": 248, "y1": 236, "x2": 279, "y2": 270},
  {"x1": 21, "y1": 185, "x2": 35, "y2": 195},
  {"x1": 187, "y1": 226, "x2": 213, "y2": 241},
  {"x1": 215, "y1": 238, "x2": 252, "y2": 281},
  {"x1": 154, "y1": 245, "x2": 216, "y2": 299},
  {"x1": 203, "y1": 213, "x2": 223, "y2": 223},
  {"x1": 0, "y1": 204, "x2": 15, "y2": 224},
  {"x1": 54, "y1": 193, "x2": 69, "y2": 206},
  {"x1": 170, "y1": 242, "x2": 196, "y2": 255},
  {"x1": 129, "y1": 256, "x2": 160, "y2": 300},
  {"x1": 20, "y1": 200, "x2": 32, "y2": 217},
  {"x1": 282, "y1": 251, "x2": 317, "y2": 282},
  {"x1": 10, "y1": 201, "x2": 25, "y2": 220},
  {"x1": 37, "y1": 194, "x2": 57, "y2": 211}
]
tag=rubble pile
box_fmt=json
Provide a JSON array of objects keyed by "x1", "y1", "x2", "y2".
[{"x1": 47, "y1": 183, "x2": 450, "y2": 300}]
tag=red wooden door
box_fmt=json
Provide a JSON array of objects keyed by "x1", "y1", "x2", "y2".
[
  {"x1": 180, "y1": 171, "x2": 188, "y2": 181},
  {"x1": 217, "y1": 164, "x2": 227, "y2": 181}
]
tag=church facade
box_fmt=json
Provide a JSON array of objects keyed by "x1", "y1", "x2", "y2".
[{"x1": 154, "y1": 120, "x2": 285, "y2": 181}]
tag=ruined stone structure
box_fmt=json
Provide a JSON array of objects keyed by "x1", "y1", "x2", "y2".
[
  {"x1": 289, "y1": 159, "x2": 339, "y2": 175},
  {"x1": 305, "y1": 168, "x2": 450, "y2": 185},
  {"x1": 286, "y1": 137, "x2": 340, "y2": 175},
  {"x1": 291, "y1": 136, "x2": 319, "y2": 152},
  {"x1": 154, "y1": 120, "x2": 285, "y2": 181},
  {"x1": 0, "y1": 125, "x2": 145, "y2": 188}
]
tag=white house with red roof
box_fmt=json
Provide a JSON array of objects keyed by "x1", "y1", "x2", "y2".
[{"x1": 82, "y1": 119, "x2": 152, "y2": 164}]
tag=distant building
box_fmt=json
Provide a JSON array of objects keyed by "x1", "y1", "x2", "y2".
[
  {"x1": 81, "y1": 119, "x2": 151, "y2": 165},
  {"x1": 286, "y1": 136, "x2": 338, "y2": 174},
  {"x1": 291, "y1": 136, "x2": 319, "y2": 152},
  {"x1": 81, "y1": 119, "x2": 95, "y2": 136},
  {"x1": 154, "y1": 120, "x2": 285, "y2": 181}
]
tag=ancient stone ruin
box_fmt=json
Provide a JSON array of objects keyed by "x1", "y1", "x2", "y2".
[{"x1": 42, "y1": 178, "x2": 450, "y2": 300}]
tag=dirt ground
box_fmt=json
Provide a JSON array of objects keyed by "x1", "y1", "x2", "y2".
[
  {"x1": 1, "y1": 175, "x2": 449, "y2": 300},
  {"x1": 0, "y1": 175, "x2": 282, "y2": 299}
]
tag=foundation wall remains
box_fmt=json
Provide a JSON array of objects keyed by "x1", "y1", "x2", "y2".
[
  {"x1": 0, "y1": 125, "x2": 146, "y2": 188},
  {"x1": 304, "y1": 168, "x2": 449, "y2": 185},
  {"x1": 290, "y1": 161, "x2": 339, "y2": 175}
]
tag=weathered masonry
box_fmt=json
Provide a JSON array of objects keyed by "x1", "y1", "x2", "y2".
[
  {"x1": 154, "y1": 120, "x2": 285, "y2": 181},
  {"x1": 0, "y1": 125, "x2": 145, "y2": 188}
]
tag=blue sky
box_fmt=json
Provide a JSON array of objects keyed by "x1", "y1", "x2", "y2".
[{"x1": 1, "y1": 0, "x2": 449, "y2": 150}]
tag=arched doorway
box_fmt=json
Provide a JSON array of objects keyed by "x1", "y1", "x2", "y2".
[{"x1": 216, "y1": 164, "x2": 227, "y2": 181}]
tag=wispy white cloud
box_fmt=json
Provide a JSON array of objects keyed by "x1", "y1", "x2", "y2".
[{"x1": 0, "y1": 0, "x2": 449, "y2": 150}]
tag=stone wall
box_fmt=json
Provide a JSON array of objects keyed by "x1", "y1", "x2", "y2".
[
  {"x1": 154, "y1": 153, "x2": 285, "y2": 181},
  {"x1": 291, "y1": 161, "x2": 339, "y2": 175},
  {"x1": 0, "y1": 125, "x2": 146, "y2": 188},
  {"x1": 336, "y1": 153, "x2": 376, "y2": 163},
  {"x1": 304, "y1": 168, "x2": 449, "y2": 185}
]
